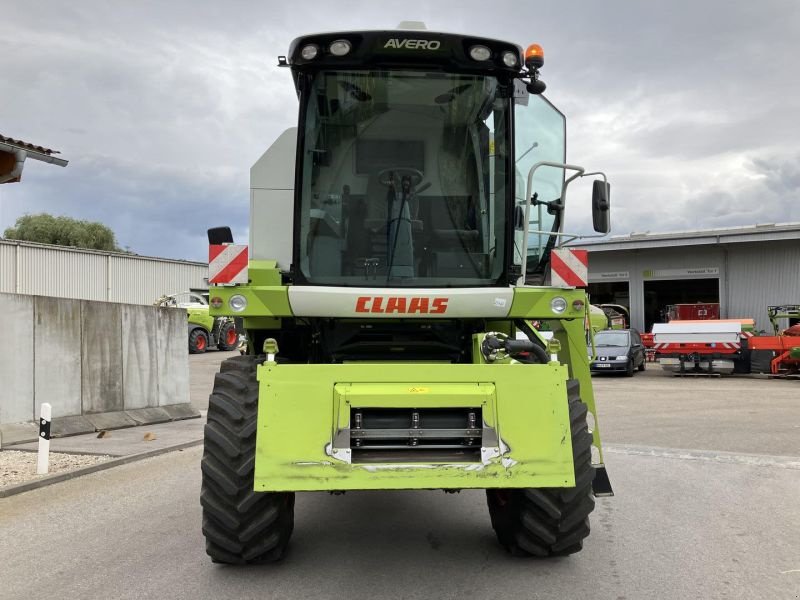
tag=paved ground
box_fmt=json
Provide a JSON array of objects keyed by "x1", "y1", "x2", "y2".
[
  {"x1": 593, "y1": 366, "x2": 800, "y2": 456},
  {"x1": 1, "y1": 447, "x2": 797, "y2": 599},
  {"x1": 1, "y1": 356, "x2": 798, "y2": 599},
  {"x1": 12, "y1": 418, "x2": 205, "y2": 456},
  {"x1": 189, "y1": 350, "x2": 238, "y2": 411}
]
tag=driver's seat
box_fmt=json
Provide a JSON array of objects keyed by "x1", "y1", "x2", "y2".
[
  {"x1": 361, "y1": 171, "x2": 415, "y2": 278},
  {"x1": 364, "y1": 172, "x2": 389, "y2": 227}
]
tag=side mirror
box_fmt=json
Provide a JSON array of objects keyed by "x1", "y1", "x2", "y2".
[
  {"x1": 208, "y1": 226, "x2": 234, "y2": 245},
  {"x1": 592, "y1": 180, "x2": 610, "y2": 233},
  {"x1": 514, "y1": 205, "x2": 525, "y2": 230}
]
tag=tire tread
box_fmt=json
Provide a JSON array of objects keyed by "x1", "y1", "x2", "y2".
[
  {"x1": 486, "y1": 379, "x2": 596, "y2": 557},
  {"x1": 200, "y1": 355, "x2": 294, "y2": 564}
]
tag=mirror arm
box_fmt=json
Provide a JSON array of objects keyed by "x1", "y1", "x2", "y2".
[{"x1": 520, "y1": 161, "x2": 585, "y2": 286}]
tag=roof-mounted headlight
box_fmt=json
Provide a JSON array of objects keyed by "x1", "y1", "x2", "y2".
[
  {"x1": 469, "y1": 45, "x2": 491, "y2": 61},
  {"x1": 501, "y1": 51, "x2": 518, "y2": 68},
  {"x1": 329, "y1": 39, "x2": 352, "y2": 57},
  {"x1": 300, "y1": 44, "x2": 319, "y2": 60}
]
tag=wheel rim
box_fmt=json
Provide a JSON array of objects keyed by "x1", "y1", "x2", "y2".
[
  {"x1": 196, "y1": 335, "x2": 206, "y2": 350},
  {"x1": 226, "y1": 329, "x2": 238, "y2": 346}
]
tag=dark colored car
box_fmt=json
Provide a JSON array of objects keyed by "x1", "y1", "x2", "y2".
[{"x1": 589, "y1": 329, "x2": 646, "y2": 376}]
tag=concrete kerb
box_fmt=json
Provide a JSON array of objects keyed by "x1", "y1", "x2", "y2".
[
  {"x1": 0, "y1": 404, "x2": 201, "y2": 446},
  {"x1": 0, "y1": 439, "x2": 204, "y2": 498}
]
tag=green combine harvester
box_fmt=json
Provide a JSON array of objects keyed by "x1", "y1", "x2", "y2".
[{"x1": 201, "y1": 23, "x2": 613, "y2": 564}]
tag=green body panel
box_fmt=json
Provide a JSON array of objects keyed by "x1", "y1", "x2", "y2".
[
  {"x1": 209, "y1": 261, "x2": 289, "y2": 318},
  {"x1": 508, "y1": 287, "x2": 585, "y2": 320},
  {"x1": 187, "y1": 307, "x2": 214, "y2": 331},
  {"x1": 254, "y1": 361, "x2": 575, "y2": 492},
  {"x1": 248, "y1": 260, "x2": 283, "y2": 286},
  {"x1": 551, "y1": 317, "x2": 603, "y2": 463},
  {"x1": 242, "y1": 317, "x2": 282, "y2": 330},
  {"x1": 211, "y1": 267, "x2": 606, "y2": 490},
  {"x1": 209, "y1": 285, "x2": 291, "y2": 318}
]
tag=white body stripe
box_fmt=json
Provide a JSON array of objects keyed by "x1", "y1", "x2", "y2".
[{"x1": 288, "y1": 287, "x2": 514, "y2": 318}]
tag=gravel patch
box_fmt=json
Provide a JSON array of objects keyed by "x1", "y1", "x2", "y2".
[{"x1": 0, "y1": 450, "x2": 111, "y2": 488}]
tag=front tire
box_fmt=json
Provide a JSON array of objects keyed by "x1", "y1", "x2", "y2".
[
  {"x1": 486, "y1": 379, "x2": 595, "y2": 557},
  {"x1": 201, "y1": 355, "x2": 294, "y2": 564},
  {"x1": 625, "y1": 359, "x2": 635, "y2": 377},
  {"x1": 189, "y1": 328, "x2": 209, "y2": 354}
]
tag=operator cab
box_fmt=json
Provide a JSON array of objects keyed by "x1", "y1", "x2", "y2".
[{"x1": 281, "y1": 27, "x2": 600, "y2": 288}]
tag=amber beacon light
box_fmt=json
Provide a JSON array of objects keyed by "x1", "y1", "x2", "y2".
[{"x1": 524, "y1": 44, "x2": 544, "y2": 69}]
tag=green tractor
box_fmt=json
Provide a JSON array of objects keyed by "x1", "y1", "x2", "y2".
[
  {"x1": 201, "y1": 24, "x2": 614, "y2": 564},
  {"x1": 156, "y1": 292, "x2": 239, "y2": 354}
]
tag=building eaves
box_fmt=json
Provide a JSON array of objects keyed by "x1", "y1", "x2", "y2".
[
  {"x1": 0, "y1": 134, "x2": 57, "y2": 155},
  {"x1": 0, "y1": 134, "x2": 68, "y2": 166},
  {"x1": 571, "y1": 222, "x2": 800, "y2": 252}
]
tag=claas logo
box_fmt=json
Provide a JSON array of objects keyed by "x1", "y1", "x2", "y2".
[{"x1": 355, "y1": 296, "x2": 448, "y2": 314}]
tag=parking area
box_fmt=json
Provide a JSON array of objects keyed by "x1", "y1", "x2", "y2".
[
  {"x1": 191, "y1": 355, "x2": 799, "y2": 459},
  {"x1": 593, "y1": 365, "x2": 800, "y2": 457}
]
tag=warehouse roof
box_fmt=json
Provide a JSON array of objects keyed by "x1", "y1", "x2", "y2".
[{"x1": 572, "y1": 222, "x2": 800, "y2": 252}]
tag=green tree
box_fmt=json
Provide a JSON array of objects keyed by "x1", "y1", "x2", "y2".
[{"x1": 3, "y1": 213, "x2": 123, "y2": 252}]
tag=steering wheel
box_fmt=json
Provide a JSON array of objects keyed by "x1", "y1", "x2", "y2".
[{"x1": 377, "y1": 168, "x2": 424, "y2": 188}]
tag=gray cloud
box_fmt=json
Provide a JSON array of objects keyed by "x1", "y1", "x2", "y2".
[{"x1": 1, "y1": 0, "x2": 799, "y2": 259}]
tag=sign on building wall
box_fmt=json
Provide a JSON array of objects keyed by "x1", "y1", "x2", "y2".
[
  {"x1": 643, "y1": 267, "x2": 719, "y2": 279},
  {"x1": 589, "y1": 271, "x2": 629, "y2": 282}
]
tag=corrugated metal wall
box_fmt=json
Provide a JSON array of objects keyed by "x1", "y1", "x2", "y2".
[
  {"x1": 0, "y1": 242, "x2": 15, "y2": 292},
  {"x1": 727, "y1": 240, "x2": 800, "y2": 332},
  {"x1": 18, "y1": 244, "x2": 108, "y2": 300},
  {"x1": 0, "y1": 240, "x2": 208, "y2": 305},
  {"x1": 109, "y1": 255, "x2": 209, "y2": 305}
]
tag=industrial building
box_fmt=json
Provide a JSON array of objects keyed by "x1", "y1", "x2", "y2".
[
  {"x1": 575, "y1": 222, "x2": 800, "y2": 333},
  {"x1": 0, "y1": 238, "x2": 208, "y2": 306}
]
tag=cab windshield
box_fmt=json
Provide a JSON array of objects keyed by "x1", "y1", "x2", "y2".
[{"x1": 297, "y1": 70, "x2": 510, "y2": 287}]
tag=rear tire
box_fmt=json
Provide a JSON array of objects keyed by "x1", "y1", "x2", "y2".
[
  {"x1": 201, "y1": 355, "x2": 294, "y2": 564},
  {"x1": 216, "y1": 321, "x2": 238, "y2": 351},
  {"x1": 189, "y1": 328, "x2": 209, "y2": 354},
  {"x1": 638, "y1": 358, "x2": 646, "y2": 372},
  {"x1": 486, "y1": 379, "x2": 595, "y2": 557}
]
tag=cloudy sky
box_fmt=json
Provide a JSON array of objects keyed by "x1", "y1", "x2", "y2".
[{"x1": 1, "y1": 1, "x2": 799, "y2": 261}]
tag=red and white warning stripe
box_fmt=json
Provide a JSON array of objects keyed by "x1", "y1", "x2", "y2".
[
  {"x1": 550, "y1": 249, "x2": 588, "y2": 288},
  {"x1": 209, "y1": 244, "x2": 248, "y2": 285},
  {"x1": 654, "y1": 342, "x2": 740, "y2": 352}
]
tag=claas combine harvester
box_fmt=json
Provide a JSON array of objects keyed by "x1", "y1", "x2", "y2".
[{"x1": 201, "y1": 23, "x2": 614, "y2": 564}]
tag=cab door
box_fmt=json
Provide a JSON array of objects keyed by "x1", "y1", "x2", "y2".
[{"x1": 513, "y1": 83, "x2": 566, "y2": 280}]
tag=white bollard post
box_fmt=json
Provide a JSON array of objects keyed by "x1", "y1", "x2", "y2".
[{"x1": 37, "y1": 403, "x2": 52, "y2": 475}]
